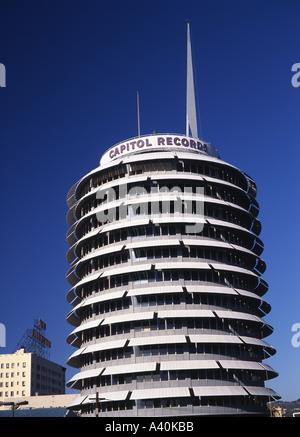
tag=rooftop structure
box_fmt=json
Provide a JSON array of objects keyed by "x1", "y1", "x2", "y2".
[{"x1": 14, "y1": 319, "x2": 51, "y2": 360}]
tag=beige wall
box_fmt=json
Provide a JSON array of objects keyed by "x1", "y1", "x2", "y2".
[
  {"x1": 0, "y1": 393, "x2": 79, "y2": 410},
  {"x1": 0, "y1": 348, "x2": 66, "y2": 400},
  {"x1": 0, "y1": 349, "x2": 32, "y2": 399}
]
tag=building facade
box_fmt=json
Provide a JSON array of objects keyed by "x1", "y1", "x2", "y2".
[
  {"x1": 0, "y1": 348, "x2": 66, "y2": 399},
  {"x1": 65, "y1": 134, "x2": 279, "y2": 416},
  {"x1": 0, "y1": 393, "x2": 79, "y2": 417}
]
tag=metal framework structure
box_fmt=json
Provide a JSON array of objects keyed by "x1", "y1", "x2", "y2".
[{"x1": 14, "y1": 319, "x2": 51, "y2": 360}]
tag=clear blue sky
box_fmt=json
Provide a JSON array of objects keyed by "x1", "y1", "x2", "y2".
[{"x1": 0, "y1": 0, "x2": 299, "y2": 401}]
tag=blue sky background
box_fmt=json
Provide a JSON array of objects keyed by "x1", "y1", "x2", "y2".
[{"x1": 0, "y1": 0, "x2": 299, "y2": 401}]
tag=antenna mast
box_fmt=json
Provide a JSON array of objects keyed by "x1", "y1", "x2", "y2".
[
  {"x1": 186, "y1": 20, "x2": 198, "y2": 138},
  {"x1": 137, "y1": 91, "x2": 141, "y2": 137}
]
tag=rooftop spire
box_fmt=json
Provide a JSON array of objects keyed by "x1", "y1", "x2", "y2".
[{"x1": 186, "y1": 20, "x2": 198, "y2": 138}]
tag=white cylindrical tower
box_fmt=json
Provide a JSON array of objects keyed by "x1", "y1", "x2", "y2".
[{"x1": 65, "y1": 134, "x2": 279, "y2": 416}]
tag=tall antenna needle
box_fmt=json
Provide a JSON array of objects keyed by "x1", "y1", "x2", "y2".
[
  {"x1": 186, "y1": 21, "x2": 198, "y2": 138},
  {"x1": 137, "y1": 91, "x2": 141, "y2": 137}
]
